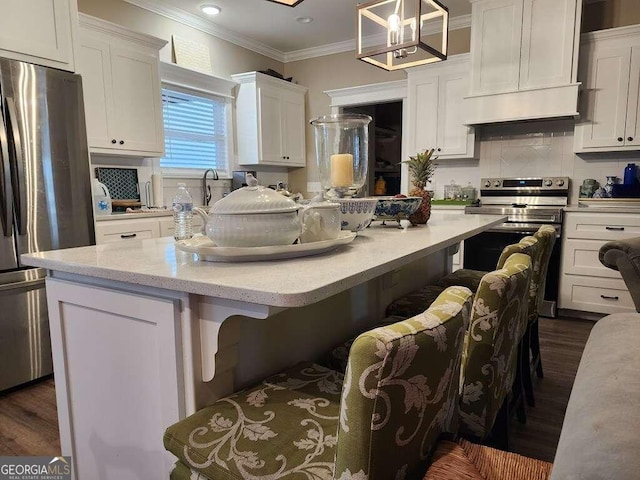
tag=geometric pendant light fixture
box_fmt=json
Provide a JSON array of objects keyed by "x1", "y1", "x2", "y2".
[{"x1": 357, "y1": 0, "x2": 449, "y2": 71}]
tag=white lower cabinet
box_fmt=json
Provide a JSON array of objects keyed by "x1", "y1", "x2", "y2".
[
  {"x1": 559, "y1": 211, "x2": 639, "y2": 314},
  {"x1": 95, "y1": 218, "x2": 161, "y2": 244},
  {"x1": 45, "y1": 277, "x2": 186, "y2": 479},
  {"x1": 95, "y1": 215, "x2": 205, "y2": 244}
]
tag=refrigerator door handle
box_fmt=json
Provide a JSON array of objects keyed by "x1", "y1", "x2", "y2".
[
  {"x1": 5, "y1": 97, "x2": 26, "y2": 235},
  {"x1": 0, "y1": 277, "x2": 44, "y2": 292},
  {"x1": 0, "y1": 108, "x2": 12, "y2": 237}
]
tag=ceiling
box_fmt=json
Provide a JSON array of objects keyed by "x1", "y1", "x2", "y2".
[{"x1": 124, "y1": 0, "x2": 471, "y2": 61}]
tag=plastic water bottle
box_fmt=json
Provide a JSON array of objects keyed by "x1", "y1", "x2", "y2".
[{"x1": 172, "y1": 183, "x2": 193, "y2": 241}]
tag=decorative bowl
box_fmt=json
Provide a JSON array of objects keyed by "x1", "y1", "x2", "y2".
[
  {"x1": 335, "y1": 198, "x2": 378, "y2": 232},
  {"x1": 374, "y1": 196, "x2": 423, "y2": 221}
]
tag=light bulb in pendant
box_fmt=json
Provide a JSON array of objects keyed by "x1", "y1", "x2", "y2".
[{"x1": 388, "y1": 13, "x2": 401, "y2": 45}]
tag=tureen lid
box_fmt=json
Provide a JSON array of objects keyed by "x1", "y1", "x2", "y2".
[{"x1": 211, "y1": 174, "x2": 299, "y2": 214}]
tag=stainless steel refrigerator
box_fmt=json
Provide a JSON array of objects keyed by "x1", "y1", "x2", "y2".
[{"x1": 0, "y1": 57, "x2": 94, "y2": 391}]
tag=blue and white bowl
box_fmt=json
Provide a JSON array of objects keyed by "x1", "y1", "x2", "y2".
[
  {"x1": 375, "y1": 196, "x2": 423, "y2": 221},
  {"x1": 335, "y1": 198, "x2": 378, "y2": 232}
]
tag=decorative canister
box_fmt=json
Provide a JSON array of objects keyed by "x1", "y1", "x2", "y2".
[{"x1": 310, "y1": 114, "x2": 372, "y2": 199}]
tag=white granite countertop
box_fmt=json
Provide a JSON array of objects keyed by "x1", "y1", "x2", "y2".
[
  {"x1": 565, "y1": 204, "x2": 640, "y2": 214},
  {"x1": 22, "y1": 212, "x2": 505, "y2": 308},
  {"x1": 95, "y1": 211, "x2": 173, "y2": 221}
]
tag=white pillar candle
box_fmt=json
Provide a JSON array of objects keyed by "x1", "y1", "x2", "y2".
[{"x1": 330, "y1": 153, "x2": 354, "y2": 188}]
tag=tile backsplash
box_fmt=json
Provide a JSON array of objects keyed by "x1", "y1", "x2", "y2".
[{"x1": 429, "y1": 119, "x2": 640, "y2": 204}]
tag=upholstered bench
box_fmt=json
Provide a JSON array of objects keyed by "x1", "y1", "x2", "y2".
[{"x1": 549, "y1": 312, "x2": 640, "y2": 479}]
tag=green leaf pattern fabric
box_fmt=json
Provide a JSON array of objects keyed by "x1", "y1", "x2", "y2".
[
  {"x1": 533, "y1": 226, "x2": 557, "y2": 315},
  {"x1": 163, "y1": 286, "x2": 473, "y2": 480},
  {"x1": 334, "y1": 286, "x2": 473, "y2": 480},
  {"x1": 458, "y1": 253, "x2": 532, "y2": 440}
]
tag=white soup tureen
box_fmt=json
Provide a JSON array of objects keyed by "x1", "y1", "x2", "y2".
[{"x1": 194, "y1": 174, "x2": 301, "y2": 247}]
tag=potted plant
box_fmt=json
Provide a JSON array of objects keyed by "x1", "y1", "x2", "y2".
[{"x1": 404, "y1": 148, "x2": 437, "y2": 224}]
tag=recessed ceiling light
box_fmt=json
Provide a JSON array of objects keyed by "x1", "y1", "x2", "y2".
[
  {"x1": 296, "y1": 16, "x2": 313, "y2": 24},
  {"x1": 201, "y1": 4, "x2": 221, "y2": 15}
]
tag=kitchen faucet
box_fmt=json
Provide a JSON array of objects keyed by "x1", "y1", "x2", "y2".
[{"x1": 202, "y1": 168, "x2": 218, "y2": 206}]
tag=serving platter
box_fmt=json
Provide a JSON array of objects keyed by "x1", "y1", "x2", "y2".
[{"x1": 175, "y1": 232, "x2": 357, "y2": 262}]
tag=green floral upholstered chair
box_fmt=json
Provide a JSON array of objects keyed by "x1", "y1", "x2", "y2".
[
  {"x1": 459, "y1": 253, "x2": 532, "y2": 448},
  {"x1": 529, "y1": 225, "x2": 556, "y2": 379},
  {"x1": 163, "y1": 286, "x2": 474, "y2": 480}
]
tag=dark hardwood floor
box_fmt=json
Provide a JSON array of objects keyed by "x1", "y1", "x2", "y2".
[
  {"x1": 510, "y1": 316, "x2": 594, "y2": 462},
  {"x1": 0, "y1": 316, "x2": 594, "y2": 462},
  {"x1": 0, "y1": 376, "x2": 60, "y2": 456}
]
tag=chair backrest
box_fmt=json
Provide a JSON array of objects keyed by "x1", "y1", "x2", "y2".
[
  {"x1": 459, "y1": 253, "x2": 532, "y2": 440},
  {"x1": 533, "y1": 225, "x2": 557, "y2": 314},
  {"x1": 497, "y1": 236, "x2": 540, "y2": 328},
  {"x1": 599, "y1": 237, "x2": 640, "y2": 312},
  {"x1": 334, "y1": 286, "x2": 474, "y2": 480}
]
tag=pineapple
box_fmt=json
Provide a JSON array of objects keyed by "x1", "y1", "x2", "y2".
[{"x1": 403, "y1": 148, "x2": 437, "y2": 224}]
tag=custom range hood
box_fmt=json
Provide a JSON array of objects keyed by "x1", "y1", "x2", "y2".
[{"x1": 463, "y1": 0, "x2": 583, "y2": 125}]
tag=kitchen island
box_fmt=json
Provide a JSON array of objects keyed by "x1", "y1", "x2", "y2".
[{"x1": 22, "y1": 212, "x2": 505, "y2": 480}]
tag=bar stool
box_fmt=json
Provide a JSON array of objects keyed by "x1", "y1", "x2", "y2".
[{"x1": 163, "y1": 286, "x2": 473, "y2": 480}]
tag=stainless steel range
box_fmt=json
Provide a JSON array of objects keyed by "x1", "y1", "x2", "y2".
[{"x1": 463, "y1": 177, "x2": 570, "y2": 317}]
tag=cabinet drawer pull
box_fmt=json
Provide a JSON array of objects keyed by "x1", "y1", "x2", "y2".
[
  {"x1": 120, "y1": 233, "x2": 137, "y2": 239},
  {"x1": 600, "y1": 294, "x2": 619, "y2": 301},
  {"x1": 605, "y1": 226, "x2": 625, "y2": 231}
]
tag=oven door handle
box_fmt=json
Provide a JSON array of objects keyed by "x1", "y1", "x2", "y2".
[{"x1": 488, "y1": 225, "x2": 542, "y2": 235}]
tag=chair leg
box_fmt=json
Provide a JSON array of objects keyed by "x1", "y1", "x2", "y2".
[
  {"x1": 521, "y1": 324, "x2": 535, "y2": 407},
  {"x1": 490, "y1": 398, "x2": 510, "y2": 451},
  {"x1": 530, "y1": 317, "x2": 544, "y2": 379},
  {"x1": 512, "y1": 345, "x2": 527, "y2": 425}
]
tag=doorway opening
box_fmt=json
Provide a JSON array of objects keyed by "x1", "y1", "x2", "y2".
[{"x1": 344, "y1": 101, "x2": 403, "y2": 196}]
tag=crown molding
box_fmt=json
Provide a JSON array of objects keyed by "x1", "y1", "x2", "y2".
[
  {"x1": 123, "y1": 0, "x2": 285, "y2": 62},
  {"x1": 79, "y1": 12, "x2": 167, "y2": 49},
  {"x1": 122, "y1": 1, "x2": 471, "y2": 64}
]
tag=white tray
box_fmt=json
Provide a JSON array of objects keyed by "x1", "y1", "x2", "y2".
[{"x1": 175, "y1": 232, "x2": 357, "y2": 262}]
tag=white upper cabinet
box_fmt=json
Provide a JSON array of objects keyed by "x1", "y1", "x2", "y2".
[
  {"x1": 0, "y1": 0, "x2": 76, "y2": 71},
  {"x1": 466, "y1": 0, "x2": 582, "y2": 124},
  {"x1": 574, "y1": 26, "x2": 640, "y2": 153},
  {"x1": 469, "y1": 0, "x2": 523, "y2": 96},
  {"x1": 77, "y1": 14, "x2": 166, "y2": 157},
  {"x1": 232, "y1": 72, "x2": 307, "y2": 167},
  {"x1": 407, "y1": 54, "x2": 478, "y2": 160}
]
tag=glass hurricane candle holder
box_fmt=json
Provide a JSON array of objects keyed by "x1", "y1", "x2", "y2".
[{"x1": 310, "y1": 114, "x2": 372, "y2": 198}]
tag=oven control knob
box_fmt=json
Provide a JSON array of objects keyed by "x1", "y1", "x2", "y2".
[
  {"x1": 494, "y1": 180, "x2": 501, "y2": 187},
  {"x1": 544, "y1": 179, "x2": 553, "y2": 187},
  {"x1": 484, "y1": 180, "x2": 491, "y2": 188},
  {"x1": 557, "y1": 179, "x2": 565, "y2": 187}
]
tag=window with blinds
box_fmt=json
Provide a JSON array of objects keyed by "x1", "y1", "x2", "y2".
[{"x1": 160, "y1": 86, "x2": 229, "y2": 174}]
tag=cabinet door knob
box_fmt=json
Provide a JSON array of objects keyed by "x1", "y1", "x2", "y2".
[
  {"x1": 618, "y1": 137, "x2": 624, "y2": 142},
  {"x1": 437, "y1": 148, "x2": 442, "y2": 152},
  {"x1": 629, "y1": 137, "x2": 634, "y2": 142},
  {"x1": 119, "y1": 140, "x2": 125, "y2": 145},
  {"x1": 111, "y1": 139, "x2": 117, "y2": 144}
]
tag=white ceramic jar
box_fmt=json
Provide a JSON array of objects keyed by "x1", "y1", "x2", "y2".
[{"x1": 194, "y1": 175, "x2": 302, "y2": 247}]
